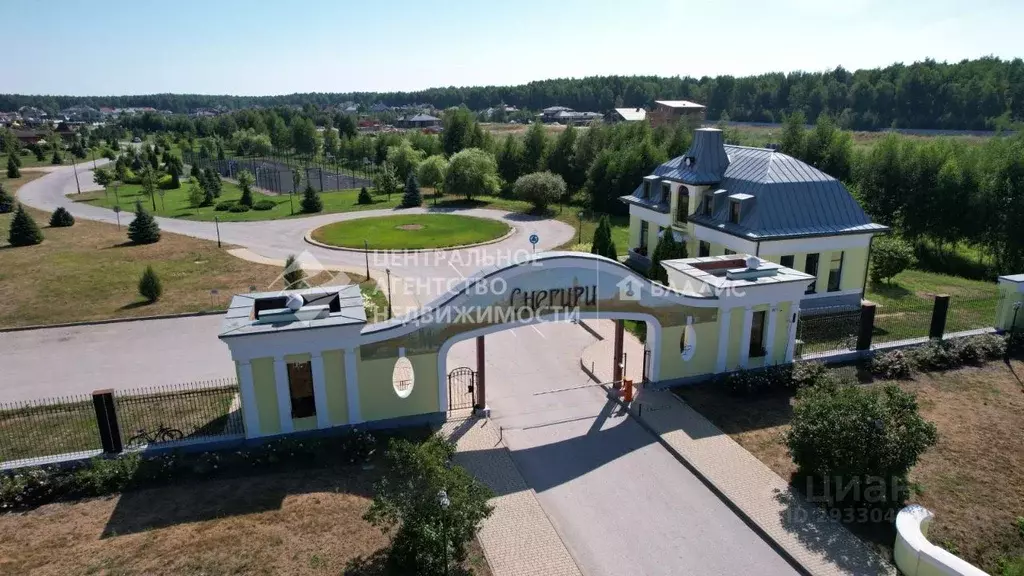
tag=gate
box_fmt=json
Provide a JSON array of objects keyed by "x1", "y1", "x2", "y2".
[
  {"x1": 642, "y1": 348, "x2": 651, "y2": 383},
  {"x1": 447, "y1": 367, "x2": 476, "y2": 410}
]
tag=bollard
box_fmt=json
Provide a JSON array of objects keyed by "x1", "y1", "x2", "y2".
[{"x1": 623, "y1": 379, "x2": 634, "y2": 403}]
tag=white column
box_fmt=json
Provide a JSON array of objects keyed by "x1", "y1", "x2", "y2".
[
  {"x1": 785, "y1": 301, "x2": 801, "y2": 362},
  {"x1": 273, "y1": 357, "x2": 294, "y2": 433},
  {"x1": 344, "y1": 348, "x2": 363, "y2": 424},
  {"x1": 739, "y1": 306, "x2": 754, "y2": 369},
  {"x1": 764, "y1": 303, "x2": 779, "y2": 362},
  {"x1": 715, "y1": 307, "x2": 732, "y2": 373},
  {"x1": 310, "y1": 352, "x2": 330, "y2": 429},
  {"x1": 237, "y1": 361, "x2": 261, "y2": 438}
]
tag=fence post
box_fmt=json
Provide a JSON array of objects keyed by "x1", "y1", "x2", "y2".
[
  {"x1": 91, "y1": 389, "x2": 123, "y2": 454},
  {"x1": 856, "y1": 301, "x2": 877, "y2": 351},
  {"x1": 929, "y1": 294, "x2": 950, "y2": 339}
]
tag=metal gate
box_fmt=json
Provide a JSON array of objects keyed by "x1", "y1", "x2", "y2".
[
  {"x1": 642, "y1": 348, "x2": 651, "y2": 383},
  {"x1": 447, "y1": 367, "x2": 476, "y2": 410}
]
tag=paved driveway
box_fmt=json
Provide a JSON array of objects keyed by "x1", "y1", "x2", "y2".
[{"x1": 448, "y1": 323, "x2": 799, "y2": 576}]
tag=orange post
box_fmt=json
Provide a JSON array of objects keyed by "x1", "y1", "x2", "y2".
[{"x1": 623, "y1": 379, "x2": 634, "y2": 403}]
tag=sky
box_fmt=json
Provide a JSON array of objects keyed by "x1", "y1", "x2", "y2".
[{"x1": 3, "y1": 0, "x2": 1022, "y2": 96}]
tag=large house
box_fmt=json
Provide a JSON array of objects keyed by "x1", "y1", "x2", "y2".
[
  {"x1": 648, "y1": 100, "x2": 705, "y2": 127},
  {"x1": 620, "y1": 127, "x2": 888, "y2": 311},
  {"x1": 540, "y1": 106, "x2": 602, "y2": 125},
  {"x1": 395, "y1": 113, "x2": 441, "y2": 129}
]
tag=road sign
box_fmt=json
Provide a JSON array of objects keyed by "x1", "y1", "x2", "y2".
[
  {"x1": 529, "y1": 233, "x2": 539, "y2": 245},
  {"x1": 112, "y1": 205, "x2": 120, "y2": 213}
]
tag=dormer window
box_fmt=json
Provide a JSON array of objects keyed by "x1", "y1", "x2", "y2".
[
  {"x1": 641, "y1": 181, "x2": 650, "y2": 198},
  {"x1": 729, "y1": 201, "x2": 741, "y2": 224},
  {"x1": 703, "y1": 192, "x2": 714, "y2": 217},
  {"x1": 662, "y1": 182, "x2": 671, "y2": 201}
]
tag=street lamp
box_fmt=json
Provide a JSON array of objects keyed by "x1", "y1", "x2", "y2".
[
  {"x1": 385, "y1": 268, "x2": 393, "y2": 319},
  {"x1": 364, "y1": 239, "x2": 370, "y2": 280},
  {"x1": 438, "y1": 489, "x2": 451, "y2": 576},
  {"x1": 577, "y1": 211, "x2": 584, "y2": 244},
  {"x1": 72, "y1": 155, "x2": 82, "y2": 194},
  {"x1": 215, "y1": 216, "x2": 221, "y2": 248}
]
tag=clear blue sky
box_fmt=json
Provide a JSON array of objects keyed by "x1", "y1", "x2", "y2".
[{"x1": 3, "y1": 0, "x2": 1021, "y2": 96}]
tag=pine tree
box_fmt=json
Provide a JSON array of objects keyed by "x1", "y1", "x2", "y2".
[
  {"x1": 0, "y1": 183, "x2": 14, "y2": 214},
  {"x1": 138, "y1": 265, "x2": 163, "y2": 302},
  {"x1": 9, "y1": 150, "x2": 21, "y2": 167},
  {"x1": 7, "y1": 204, "x2": 44, "y2": 246},
  {"x1": 649, "y1": 230, "x2": 688, "y2": 284},
  {"x1": 190, "y1": 163, "x2": 200, "y2": 179},
  {"x1": 49, "y1": 207, "x2": 75, "y2": 227},
  {"x1": 401, "y1": 173, "x2": 422, "y2": 208},
  {"x1": 127, "y1": 201, "x2": 161, "y2": 244},
  {"x1": 237, "y1": 170, "x2": 255, "y2": 207},
  {"x1": 590, "y1": 215, "x2": 618, "y2": 260},
  {"x1": 357, "y1": 186, "x2": 373, "y2": 205},
  {"x1": 300, "y1": 183, "x2": 323, "y2": 213},
  {"x1": 282, "y1": 254, "x2": 308, "y2": 289},
  {"x1": 51, "y1": 148, "x2": 63, "y2": 165},
  {"x1": 7, "y1": 155, "x2": 19, "y2": 178}
]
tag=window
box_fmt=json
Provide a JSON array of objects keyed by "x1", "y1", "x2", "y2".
[
  {"x1": 699, "y1": 241, "x2": 711, "y2": 257},
  {"x1": 724, "y1": 248, "x2": 736, "y2": 255},
  {"x1": 392, "y1": 357, "x2": 415, "y2": 399},
  {"x1": 827, "y1": 251, "x2": 844, "y2": 292},
  {"x1": 676, "y1": 185, "x2": 689, "y2": 221},
  {"x1": 641, "y1": 181, "x2": 650, "y2": 199},
  {"x1": 749, "y1": 310, "x2": 767, "y2": 358},
  {"x1": 287, "y1": 361, "x2": 316, "y2": 419},
  {"x1": 729, "y1": 201, "x2": 741, "y2": 224},
  {"x1": 780, "y1": 255, "x2": 795, "y2": 268},
  {"x1": 702, "y1": 193, "x2": 713, "y2": 217},
  {"x1": 662, "y1": 182, "x2": 671, "y2": 202},
  {"x1": 805, "y1": 253, "x2": 820, "y2": 294},
  {"x1": 639, "y1": 220, "x2": 649, "y2": 251}
]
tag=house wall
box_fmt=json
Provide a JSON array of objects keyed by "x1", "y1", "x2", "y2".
[
  {"x1": 251, "y1": 357, "x2": 280, "y2": 436},
  {"x1": 357, "y1": 352, "x2": 440, "y2": 423},
  {"x1": 323, "y1": 350, "x2": 348, "y2": 426}
]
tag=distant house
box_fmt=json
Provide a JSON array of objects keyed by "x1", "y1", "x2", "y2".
[
  {"x1": 539, "y1": 106, "x2": 602, "y2": 126},
  {"x1": 369, "y1": 102, "x2": 390, "y2": 113},
  {"x1": 13, "y1": 129, "x2": 45, "y2": 145},
  {"x1": 607, "y1": 108, "x2": 647, "y2": 123},
  {"x1": 649, "y1": 100, "x2": 706, "y2": 127},
  {"x1": 396, "y1": 113, "x2": 441, "y2": 129}
]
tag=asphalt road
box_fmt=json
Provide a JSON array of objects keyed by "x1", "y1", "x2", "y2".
[{"x1": 447, "y1": 323, "x2": 799, "y2": 576}]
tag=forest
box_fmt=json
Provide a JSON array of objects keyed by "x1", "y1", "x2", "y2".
[{"x1": 3, "y1": 57, "x2": 1024, "y2": 131}]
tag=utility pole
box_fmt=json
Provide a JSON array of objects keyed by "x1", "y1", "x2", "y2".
[{"x1": 72, "y1": 157, "x2": 82, "y2": 194}]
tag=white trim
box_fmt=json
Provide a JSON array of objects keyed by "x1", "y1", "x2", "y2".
[
  {"x1": 692, "y1": 223, "x2": 759, "y2": 254},
  {"x1": 764, "y1": 303, "x2": 779, "y2": 361},
  {"x1": 739, "y1": 306, "x2": 754, "y2": 369},
  {"x1": 436, "y1": 312, "x2": 664, "y2": 411},
  {"x1": 629, "y1": 203, "x2": 672, "y2": 228},
  {"x1": 273, "y1": 357, "x2": 294, "y2": 433},
  {"x1": 237, "y1": 361, "x2": 261, "y2": 439},
  {"x1": 310, "y1": 352, "x2": 329, "y2": 429},
  {"x1": 344, "y1": 348, "x2": 362, "y2": 424},
  {"x1": 716, "y1": 307, "x2": 732, "y2": 373},
  {"x1": 758, "y1": 233, "x2": 874, "y2": 255},
  {"x1": 785, "y1": 301, "x2": 800, "y2": 362},
  {"x1": 800, "y1": 288, "x2": 861, "y2": 301}
]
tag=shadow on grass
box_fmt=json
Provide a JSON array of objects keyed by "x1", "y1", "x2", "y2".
[
  {"x1": 118, "y1": 300, "x2": 154, "y2": 311},
  {"x1": 868, "y1": 280, "x2": 912, "y2": 301}
]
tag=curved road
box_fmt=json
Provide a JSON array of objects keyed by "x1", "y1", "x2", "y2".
[{"x1": 18, "y1": 162, "x2": 576, "y2": 300}]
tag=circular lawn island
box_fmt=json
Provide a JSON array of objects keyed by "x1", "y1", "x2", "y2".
[{"x1": 309, "y1": 214, "x2": 512, "y2": 250}]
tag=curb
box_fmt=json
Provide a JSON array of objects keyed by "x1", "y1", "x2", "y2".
[
  {"x1": 0, "y1": 309, "x2": 226, "y2": 334},
  {"x1": 303, "y1": 220, "x2": 517, "y2": 254},
  {"x1": 577, "y1": 319, "x2": 604, "y2": 341}
]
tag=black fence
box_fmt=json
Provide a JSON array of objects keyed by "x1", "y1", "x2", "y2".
[
  {"x1": 0, "y1": 379, "x2": 242, "y2": 467},
  {"x1": 797, "y1": 307, "x2": 862, "y2": 355},
  {"x1": 945, "y1": 295, "x2": 1001, "y2": 334},
  {"x1": 182, "y1": 150, "x2": 373, "y2": 194}
]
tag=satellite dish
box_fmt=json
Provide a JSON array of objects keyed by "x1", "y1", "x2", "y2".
[
  {"x1": 286, "y1": 293, "x2": 304, "y2": 311},
  {"x1": 745, "y1": 256, "x2": 759, "y2": 270}
]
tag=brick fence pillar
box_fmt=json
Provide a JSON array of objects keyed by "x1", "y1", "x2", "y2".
[
  {"x1": 929, "y1": 294, "x2": 951, "y2": 339},
  {"x1": 92, "y1": 389, "x2": 123, "y2": 454},
  {"x1": 856, "y1": 301, "x2": 877, "y2": 351}
]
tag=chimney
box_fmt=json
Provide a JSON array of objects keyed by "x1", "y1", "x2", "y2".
[{"x1": 685, "y1": 128, "x2": 731, "y2": 181}]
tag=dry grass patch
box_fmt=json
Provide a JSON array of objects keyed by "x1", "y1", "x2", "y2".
[
  {"x1": 0, "y1": 464, "x2": 491, "y2": 576},
  {"x1": 0, "y1": 174, "x2": 287, "y2": 327},
  {"x1": 674, "y1": 359, "x2": 1024, "y2": 572}
]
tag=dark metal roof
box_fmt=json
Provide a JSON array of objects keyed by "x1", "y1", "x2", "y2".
[
  {"x1": 660, "y1": 128, "x2": 732, "y2": 185},
  {"x1": 651, "y1": 143, "x2": 889, "y2": 240}
]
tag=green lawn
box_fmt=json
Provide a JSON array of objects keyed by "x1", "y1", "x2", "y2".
[{"x1": 311, "y1": 214, "x2": 511, "y2": 250}]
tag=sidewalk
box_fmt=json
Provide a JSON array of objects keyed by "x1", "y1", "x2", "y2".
[
  {"x1": 581, "y1": 321, "x2": 894, "y2": 576},
  {"x1": 437, "y1": 417, "x2": 582, "y2": 576}
]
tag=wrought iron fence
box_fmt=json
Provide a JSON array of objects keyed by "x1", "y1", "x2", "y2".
[
  {"x1": 945, "y1": 295, "x2": 1000, "y2": 334},
  {"x1": 182, "y1": 149, "x2": 373, "y2": 194},
  {"x1": 0, "y1": 394, "x2": 102, "y2": 466},
  {"x1": 796, "y1": 307, "x2": 861, "y2": 355},
  {"x1": 872, "y1": 296, "x2": 935, "y2": 345},
  {"x1": 115, "y1": 379, "x2": 243, "y2": 449}
]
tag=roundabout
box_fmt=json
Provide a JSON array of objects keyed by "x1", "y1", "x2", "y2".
[{"x1": 307, "y1": 213, "x2": 514, "y2": 251}]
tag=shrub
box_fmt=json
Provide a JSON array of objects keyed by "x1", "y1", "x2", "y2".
[
  {"x1": 227, "y1": 203, "x2": 251, "y2": 213},
  {"x1": 300, "y1": 183, "x2": 323, "y2": 213},
  {"x1": 138, "y1": 265, "x2": 163, "y2": 302},
  {"x1": 590, "y1": 215, "x2": 618, "y2": 261},
  {"x1": 870, "y1": 236, "x2": 916, "y2": 285},
  {"x1": 0, "y1": 184, "x2": 14, "y2": 213},
  {"x1": 401, "y1": 173, "x2": 422, "y2": 208},
  {"x1": 786, "y1": 383, "x2": 937, "y2": 514},
  {"x1": 513, "y1": 171, "x2": 565, "y2": 212},
  {"x1": 648, "y1": 228, "x2": 687, "y2": 284},
  {"x1": 909, "y1": 339, "x2": 961, "y2": 371},
  {"x1": 214, "y1": 200, "x2": 236, "y2": 211},
  {"x1": 791, "y1": 361, "x2": 834, "y2": 389},
  {"x1": 357, "y1": 186, "x2": 373, "y2": 205},
  {"x1": 7, "y1": 204, "x2": 44, "y2": 246},
  {"x1": 871, "y1": 350, "x2": 912, "y2": 379},
  {"x1": 51, "y1": 149, "x2": 63, "y2": 165},
  {"x1": 570, "y1": 242, "x2": 593, "y2": 253},
  {"x1": 282, "y1": 254, "x2": 308, "y2": 289},
  {"x1": 6, "y1": 155, "x2": 19, "y2": 178},
  {"x1": 252, "y1": 199, "x2": 276, "y2": 211},
  {"x1": 724, "y1": 364, "x2": 794, "y2": 396},
  {"x1": 127, "y1": 201, "x2": 160, "y2": 244},
  {"x1": 364, "y1": 436, "x2": 494, "y2": 576},
  {"x1": 49, "y1": 207, "x2": 75, "y2": 227},
  {"x1": 187, "y1": 181, "x2": 206, "y2": 208},
  {"x1": 237, "y1": 169, "x2": 255, "y2": 207}
]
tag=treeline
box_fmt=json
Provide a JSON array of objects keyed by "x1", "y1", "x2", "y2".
[
  {"x1": 776, "y1": 113, "x2": 1024, "y2": 275},
  {"x1": 4, "y1": 57, "x2": 1024, "y2": 130}
]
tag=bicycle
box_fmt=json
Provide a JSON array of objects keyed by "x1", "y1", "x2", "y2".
[{"x1": 127, "y1": 424, "x2": 185, "y2": 446}]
